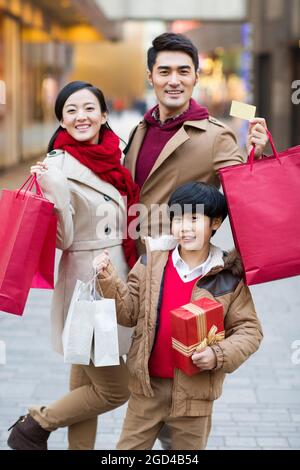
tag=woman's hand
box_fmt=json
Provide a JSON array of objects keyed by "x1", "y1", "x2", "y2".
[
  {"x1": 247, "y1": 118, "x2": 269, "y2": 158},
  {"x1": 191, "y1": 347, "x2": 217, "y2": 371},
  {"x1": 93, "y1": 250, "x2": 110, "y2": 274},
  {"x1": 30, "y1": 161, "x2": 48, "y2": 176}
]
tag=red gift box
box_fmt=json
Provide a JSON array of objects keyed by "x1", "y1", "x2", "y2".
[{"x1": 171, "y1": 298, "x2": 225, "y2": 376}]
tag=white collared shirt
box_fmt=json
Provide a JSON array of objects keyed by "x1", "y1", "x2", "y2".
[{"x1": 172, "y1": 244, "x2": 213, "y2": 283}]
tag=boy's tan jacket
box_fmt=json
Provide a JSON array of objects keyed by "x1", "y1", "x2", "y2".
[{"x1": 97, "y1": 237, "x2": 263, "y2": 417}]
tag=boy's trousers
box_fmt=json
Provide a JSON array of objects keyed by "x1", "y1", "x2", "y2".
[
  {"x1": 117, "y1": 377, "x2": 212, "y2": 450},
  {"x1": 29, "y1": 358, "x2": 129, "y2": 450}
]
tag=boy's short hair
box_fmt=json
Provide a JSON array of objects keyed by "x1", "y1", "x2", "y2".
[
  {"x1": 167, "y1": 182, "x2": 228, "y2": 235},
  {"x1": 147, "y1": 33, "x2": 199, "y2": 72}
]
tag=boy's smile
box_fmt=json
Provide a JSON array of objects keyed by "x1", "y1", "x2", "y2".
[{"x1": 171, "y1": 212, "x2": 222, "y2": 269}]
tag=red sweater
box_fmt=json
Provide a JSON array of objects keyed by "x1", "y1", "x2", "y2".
[
  {"x1": 135, "y1": 99, "x2": 209, "y2": 188},
  {"x1": 148, "y1": 253, "x2": 200, "y2": 378}
]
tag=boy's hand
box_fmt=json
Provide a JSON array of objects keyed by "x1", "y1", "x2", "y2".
[
  {"x1": 191, "y1": 347, "x2": 217, "y2": 371},
  {"x1": 93, "y1": 250, "x2": 110, "y2": 274},
  {"x1": 247, "y1": 117, "x2": 269, "y2": 158}
]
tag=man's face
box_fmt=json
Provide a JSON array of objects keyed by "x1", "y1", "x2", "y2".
[{"x1": 148, "y1": 51, "x2": 199, "y2": 114}]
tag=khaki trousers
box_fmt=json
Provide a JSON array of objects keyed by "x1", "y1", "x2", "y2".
[
  {"x1": 117, "y1": 377, "x2": 212, "y2": 450},
  {"x1": 29, "y1": 358, "x2": 129, "y2": 450}
]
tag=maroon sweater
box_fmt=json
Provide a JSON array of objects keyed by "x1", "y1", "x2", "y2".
[{"x1": 135, "y1": 99, "x2": 209, "y2": 188}]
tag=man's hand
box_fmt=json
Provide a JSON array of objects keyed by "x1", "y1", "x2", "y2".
[
  {"x1": 247, "y1": 117, "x2": 269, "y2": 158},
  {"x1": 191, "y1": 346, "x2": 217, "y2": 371},
  {"x1": 93, "y1": 250, "x2": 110, "y2": 274}
]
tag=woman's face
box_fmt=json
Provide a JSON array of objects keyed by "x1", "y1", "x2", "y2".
[{"x1": 61, "y1": 89, "x2": 107, "y2": 144}]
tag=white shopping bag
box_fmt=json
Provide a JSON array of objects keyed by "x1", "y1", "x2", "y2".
[
  {"x1": 63, "y1": 274, "x2": 132, "y2": 367},
  {"x1": 92, "y1": 277, "x2": 134, "y2": 364},
  {"x1": 62, "y1": 280, "x2": 94, "y2": 365},
  {"x1": 91, "y1": 296, "x2": 120, "y2": 367}
]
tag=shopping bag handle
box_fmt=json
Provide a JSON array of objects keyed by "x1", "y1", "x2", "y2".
[
  {"x1": 248, "y1": 129, "x2": 281, "y2": 170},
  {"x1": 16, "y1": 174, "x2": 44, "y2": 199},
  {"x1": 79, "y1": 271, "x2": 104, "y2": 301}
]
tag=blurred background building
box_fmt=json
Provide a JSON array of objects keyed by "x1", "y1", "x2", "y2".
[{"x1": 0, "y1": 0, "x2": 299, "y2": 171}]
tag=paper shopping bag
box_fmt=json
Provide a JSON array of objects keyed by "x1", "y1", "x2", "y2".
[
  {"x1": 92, "y1": 298, "x2": 120, "y2": 367},
  {"x1": 218, "y1": 131, "x2": 300, "y2": 285},
  {"x1": 62, "y1": 280, "x2": 94, "y2": 365}
]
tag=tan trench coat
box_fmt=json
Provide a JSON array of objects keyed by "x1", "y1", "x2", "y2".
[
  {"x1": 124, "y1": 117, "x2": 244, "y2": 249},
  {"x1": 38, "y1": 149, "x2": 131, "y2": 354}
]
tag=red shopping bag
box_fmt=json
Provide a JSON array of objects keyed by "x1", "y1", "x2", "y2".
[
  {"x1": 31, "y1": 213, "x2": 57, "y2": 289},
  {"x1": 0, "y1": 175, "x2": 56, "y2": 315},
  {"x1": 218, "y1": 131, "x2": 300, "y2": 285}
]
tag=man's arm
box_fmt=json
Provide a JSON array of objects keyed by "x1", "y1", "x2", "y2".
[{"x1": 213, "y1": 117, "x2": 269, "y2": 173}]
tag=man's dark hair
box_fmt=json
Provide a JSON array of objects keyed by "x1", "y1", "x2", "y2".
[
  {"x1": 167, "y1": 182, "x2": 228, "y2": 236},
  {"x1": 147, "y1": 33, "x2": 199, "y2": 72}
]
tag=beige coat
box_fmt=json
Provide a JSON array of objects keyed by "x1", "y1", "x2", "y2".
[
  {"x1": 38, "y1": 149, "x2": 130, "y2": 354},
  {"x1": 97, "y1": 237, "x2": 263, "y2": 417},
  {"x1": 124, "y1": 117, "x2": 244, "y2": 250}
]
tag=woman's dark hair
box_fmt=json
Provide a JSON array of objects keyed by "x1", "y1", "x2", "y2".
[
  {"x1": 48, "y1": 81, "x2": 112, "y2": 152},
  {"x1": 167, "y1": 182, "x2": 228, "y2": 236},
  {"x1": 147, "y1": 33, "x2": 199, "y2": 72}
]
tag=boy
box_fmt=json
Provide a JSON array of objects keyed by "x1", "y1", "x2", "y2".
[{"x1": 94, "y1": 182, "x2": 263, "y2": 450}]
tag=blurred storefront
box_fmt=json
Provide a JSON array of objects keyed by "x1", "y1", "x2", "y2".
[
  {"x1": 181, "y1": 22, "x2": 249, "y2": 119},
  {"x1": 0, "y1": 0, "x2": 114, "y2": 170}
]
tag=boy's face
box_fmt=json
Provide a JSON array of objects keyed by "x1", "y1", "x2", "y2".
[
  {"x1": 147, "y1": 51, "x2": 199, "y2": 114},
  {"x1": 171, "y1": 212, "x2": 222, "y2": 251}
]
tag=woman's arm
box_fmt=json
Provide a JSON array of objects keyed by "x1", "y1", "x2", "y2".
[{"x1": 31, "y1": 158, "x2": 74, "y2": 250}]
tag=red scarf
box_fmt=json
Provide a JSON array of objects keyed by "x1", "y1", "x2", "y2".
[{"x1": 54, "y1": 128, "x2": 140, "y2": 268}]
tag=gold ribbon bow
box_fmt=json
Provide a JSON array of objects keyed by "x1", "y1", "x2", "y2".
[
  {"x1": 171, "y1": 302, "x2": 225, "y2": 357},
  {"x1": 195, "y1": 325, "x2": 225, "y2": 352}
]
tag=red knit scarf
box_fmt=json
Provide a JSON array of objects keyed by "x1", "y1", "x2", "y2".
[{"x1": 54, "y1": 128, "x2": 140, "y2": 268}]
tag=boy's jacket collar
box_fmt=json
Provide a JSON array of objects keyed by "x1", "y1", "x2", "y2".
[{"x1": 143, "y1": 236, "x2": 243, "y2": 277}]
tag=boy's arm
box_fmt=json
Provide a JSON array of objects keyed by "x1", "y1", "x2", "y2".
[
  {"x1": 96, "y1": 259, "x2": 143, "y2": 328},
  {"x1": 210, "y1": 280, "x2": 263, "y2": 373}
]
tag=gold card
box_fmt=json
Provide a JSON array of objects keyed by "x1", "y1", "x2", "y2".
[{"x1": 230, "y1": 101, "x2": 256, "y2": 121}]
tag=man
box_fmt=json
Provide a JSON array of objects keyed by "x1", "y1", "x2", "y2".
[
  {"x1": 124, "y1": 32, "x2": 268, "y2": 450},
  {"x1": 124, "y1": 33, "x2": 268, "y2": 253}
]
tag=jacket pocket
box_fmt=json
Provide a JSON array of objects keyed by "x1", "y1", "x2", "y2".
[
  {"x1": 178, "y1": 369, "x2": 211, "y2": 400},
  {"x1": 127, "y1": 327, "x2": 143, "y2": 376}
]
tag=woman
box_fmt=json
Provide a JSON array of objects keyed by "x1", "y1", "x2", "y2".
[{"x1": 7, "y1": 81, "x2": 139, "y2": 450}]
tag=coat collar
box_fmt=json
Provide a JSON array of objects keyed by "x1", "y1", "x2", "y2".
[
  {"x1": 61, "y1": 151, "x2": 125, "y2": 210},
  {"x1": 126, "y1": 118, "x2": 208, "y2": 184}
]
